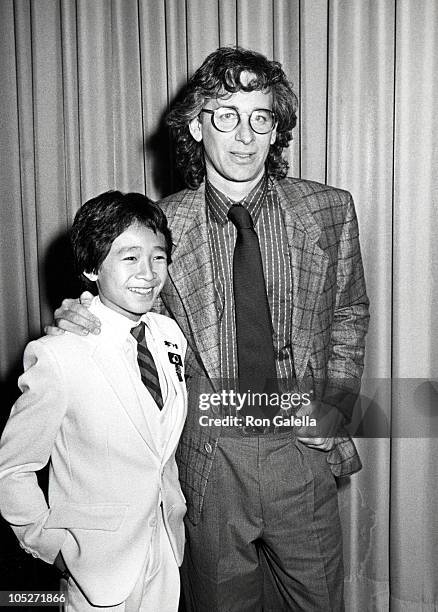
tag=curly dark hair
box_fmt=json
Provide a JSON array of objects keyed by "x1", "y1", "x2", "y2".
[
  {"x1": 71, "y1": 190, "x2": 172, "y2": 289},
  {"x1": 166, "y1": 46, "x2": 298, "y2": 190}
]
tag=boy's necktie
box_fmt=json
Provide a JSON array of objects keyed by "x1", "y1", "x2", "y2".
[
  {"x1": 130, "y1": 322, "x2": 163, "y2": 410},
  {"x1": 227, "y1": 204, "x2": 277, "y2": 418}
]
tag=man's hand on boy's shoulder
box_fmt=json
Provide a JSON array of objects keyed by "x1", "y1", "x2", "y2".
[{"x1": 44, "y1": 291, "x2": 101, "y2": 336}]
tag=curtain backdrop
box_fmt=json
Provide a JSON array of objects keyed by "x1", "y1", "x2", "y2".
[{"x1": 1, "y1": 1, "x2": 437, "y2": 609}]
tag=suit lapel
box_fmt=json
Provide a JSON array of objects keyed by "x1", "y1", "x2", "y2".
[
  {"x1": 91, "y1": 339, "x2": 160, "y2": 456},
  {"x1": 148, "y1": 319, "x2": 188, "y2": 465},
  {"x1": 275, "y1": 179, "x2": 329, "y2": 381},
  {"x1": 162, "y1": 186, "x2": 221, "y2": 383},
  {"x1": 162, "y1": 179, "x2": 329, "y2": 383}
]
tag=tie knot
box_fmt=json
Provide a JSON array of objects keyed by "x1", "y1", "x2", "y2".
[
  {"x1": 227, "y1": 205, "x2": 253, "y2": 230},
  {"x1": 130, "y1": 321, "x2": 145, "y2": 343}
]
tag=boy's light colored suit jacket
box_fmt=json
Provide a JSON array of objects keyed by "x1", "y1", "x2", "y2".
[{"x1": 0, "y1": 311, "x2": 187, "y2": 607}]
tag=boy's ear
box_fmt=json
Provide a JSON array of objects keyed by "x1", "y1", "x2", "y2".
[{"x1": 83, "y1": 271, "x2": 98, "y2": 282}]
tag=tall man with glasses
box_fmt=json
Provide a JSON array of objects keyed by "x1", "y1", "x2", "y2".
[{"x1": 51, "y1": 47, "x2": 369, "y2": 611}]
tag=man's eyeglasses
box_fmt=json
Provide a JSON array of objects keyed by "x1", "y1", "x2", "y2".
[{"x1": 200, "y1": 107, "x2": 276, "y2": 134}]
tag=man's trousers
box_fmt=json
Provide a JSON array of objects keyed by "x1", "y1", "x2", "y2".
[{"x1": 180, "y1": 431, "x2": 344, "y2": 612}]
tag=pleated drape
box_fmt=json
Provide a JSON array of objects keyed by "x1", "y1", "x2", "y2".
[
  {"x1": 0, "y1": 1, "x2": 437, "y2": 609},
  {"x1": 391, "y1": 2, "x2": 438, "y2": 610}
]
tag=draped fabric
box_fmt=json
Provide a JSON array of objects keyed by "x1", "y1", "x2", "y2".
[{"x1": 0, "y1": 1, "x2": 437, "y2": 609}]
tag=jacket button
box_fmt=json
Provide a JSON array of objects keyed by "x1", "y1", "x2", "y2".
[{"x1": 204, "y1": 443, "x2": 212, "y2": 454}]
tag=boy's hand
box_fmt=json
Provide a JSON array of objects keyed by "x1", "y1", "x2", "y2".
[
  {"x1": 53, "y1": 551, "x2": 70, "y2": 580},
  {"x1": 44, "y1": 292, "x2": 101, "y2": 336}
]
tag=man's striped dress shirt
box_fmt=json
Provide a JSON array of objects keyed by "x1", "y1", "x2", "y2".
[{"x1": 205, "y1": 173, "x2": 296, "y2": 407}]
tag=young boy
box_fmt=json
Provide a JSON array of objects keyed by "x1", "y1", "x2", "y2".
[{"x1": 0, "y1": 192, "x2": 187, "y2": 611}]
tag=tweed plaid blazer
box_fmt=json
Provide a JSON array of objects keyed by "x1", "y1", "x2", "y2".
[{"x1": 159, "y1": 177, "x2": 369, "y2": 525}]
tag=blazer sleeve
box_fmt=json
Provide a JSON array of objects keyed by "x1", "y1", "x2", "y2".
[
  {"x1": 0, "y1": 340, "x2": 68, "y2": 563},
  {"x1": 323, "y1": 195, "x2": 370, "y2": 421}
]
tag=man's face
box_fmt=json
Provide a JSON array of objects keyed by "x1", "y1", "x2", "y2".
[
  {"x1": 84, "y1": 222, "x2": 168, "y2": 321},
  {"x1": 189, "y1": 83, "x2": 277, "y2": 187}
]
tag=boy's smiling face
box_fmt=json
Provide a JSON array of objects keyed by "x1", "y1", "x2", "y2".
[{"x1": 84, "y1": 222, "x2": 168, "y2": 321}]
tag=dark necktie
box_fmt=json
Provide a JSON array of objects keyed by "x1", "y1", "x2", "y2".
[
  {"x1": 227, "y1": 204, "x2": 277, "y2": 418},
  {"x1": 130, "y1": 322, "x2": 163, "y2": 410}
]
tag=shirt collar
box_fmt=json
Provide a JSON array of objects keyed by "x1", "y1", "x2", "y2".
[
  {"x1": 90, "y1": 296, "x2": 151, "y2": 345},
  {"x1": 205, "y1": 173, "x2": 268, "y2": 226}
]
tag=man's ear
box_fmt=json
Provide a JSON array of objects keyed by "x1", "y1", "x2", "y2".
[
  {"x1": 83, "y1": 271, "x2": 98, "y2": 282},
  {"x1": 270, "y1": 125, "x2": 277, "y2": 146},
  {"x1": 189, "y1": 116, "x2": 203, "y2": 142}
]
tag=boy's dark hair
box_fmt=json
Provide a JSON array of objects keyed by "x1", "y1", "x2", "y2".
[
  {"x1": 166, "y1": 46, "x2": 298, "y2": 190},
  {"x1": 71, "y1": 191, "x2": 172, "y2": 289}
]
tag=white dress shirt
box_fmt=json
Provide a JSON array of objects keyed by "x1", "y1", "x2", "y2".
[{"x1": 90, "y1": 297, "x2": 177, "y2": 458}]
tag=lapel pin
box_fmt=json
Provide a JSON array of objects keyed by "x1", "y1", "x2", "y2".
[
  {"x1": 168, "y1": 352, "x2": 183, "y2": 382},
  {"x1": 165, "y1": 340, "x2": 179, "y2": 349}
]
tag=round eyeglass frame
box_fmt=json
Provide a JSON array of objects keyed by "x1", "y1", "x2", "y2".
[{"x1": 200, "y1": 107, "x2": 276, "y2": 134}]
